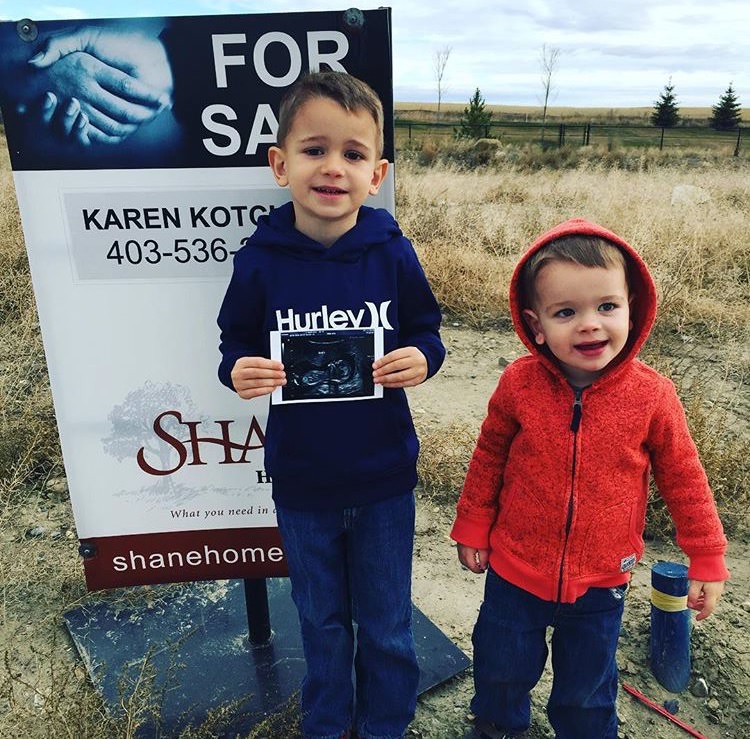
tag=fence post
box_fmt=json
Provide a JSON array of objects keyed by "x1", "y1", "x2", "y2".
[
  {"x1": 735, "y1": 127, "x2": 741, "y2": 157},
  {"x1": 659, "y1": 127, "x2": 665, "y2": 151},
  {"x1": 650, "y1": 562, "x2": 691, "y2": 692},
  {"x1": 558, "y1": 123, "x2": 565, "y2": 147}
]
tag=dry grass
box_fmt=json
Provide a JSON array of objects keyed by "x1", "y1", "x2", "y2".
[
  {"x1": 1, "y1": 135, "x2": 748, "y2": 736},
  {"x1": 397, "y1": 154, "x2": 750, "y2": 346},
  {"x1": 415, "y1": 421, "x2": 478, "y2": 503},
  {"x1": 0, "y1": 164, "x2": 62, "y2": 504}
]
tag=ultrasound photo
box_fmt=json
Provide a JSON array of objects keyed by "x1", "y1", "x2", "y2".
[{"x1": 270, "y1": 328, "x2": 384, "y2": 404}]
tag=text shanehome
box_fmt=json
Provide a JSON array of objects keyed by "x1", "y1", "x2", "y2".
[{"x1": 112, "y1": 543, "x2": 284, "y2": 572}]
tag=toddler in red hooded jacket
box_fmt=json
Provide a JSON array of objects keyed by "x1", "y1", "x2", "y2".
[{"x1": 450, "y1": 219, "x2": 728, "y2": 739}]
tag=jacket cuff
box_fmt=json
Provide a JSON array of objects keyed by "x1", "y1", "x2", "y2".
[
  {"x1": 687, "y1": 552, "x2": 730, "y2": 582},
  {"x1": 418, "y1": 338, "x2": 446, "y2": 382},
  {"x1": 450, "y1": 515, "x2": 491, "y2": 550}
]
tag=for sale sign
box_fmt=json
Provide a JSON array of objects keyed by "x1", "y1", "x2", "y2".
[{"x1": 0, "y1": 8, "x2": 394, "y2": 589}]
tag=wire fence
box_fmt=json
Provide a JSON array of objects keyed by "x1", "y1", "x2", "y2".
[{"x1": 394, "y1": 119, "x2": 746, "y2": 156}]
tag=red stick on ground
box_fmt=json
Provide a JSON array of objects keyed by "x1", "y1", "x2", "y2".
[{"x1": 622, "y1": 682, "x2": 708, "y2": 739}]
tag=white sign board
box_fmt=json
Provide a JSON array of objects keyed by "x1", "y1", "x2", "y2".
[{"x1": 0, "y1": 9, "x2": 394, "y2": 589}]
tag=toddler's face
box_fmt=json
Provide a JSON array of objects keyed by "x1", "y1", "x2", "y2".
[{"x1": 523, "y1": 260, "x2": 632, "y2": 385}]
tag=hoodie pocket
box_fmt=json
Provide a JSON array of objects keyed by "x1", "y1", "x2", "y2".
[
  {"x1": 574, "y1": 499, "x2": 644, "y2": 578},
  {"x1": 266, "y1": 393, "x2": 414, "y2": 483}
]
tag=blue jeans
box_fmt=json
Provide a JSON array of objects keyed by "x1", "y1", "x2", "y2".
[
  {"x1": 471, "y1": 569, "x2": 626, "y2": 739},
  {"x1": 276, "y1": 493, "x2": 418, "y2": 739}
]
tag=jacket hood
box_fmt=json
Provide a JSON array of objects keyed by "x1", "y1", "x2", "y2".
[
  {"x1": 510, "y1": 218, "x2": 657, "y2": 380},
  {"x1": 249, "y1": 202, "x2": 402, "y2": 262}
]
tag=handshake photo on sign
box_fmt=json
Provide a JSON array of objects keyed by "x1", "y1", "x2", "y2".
[{"x1": 19, "y1": 24, "x2": 174, "y2": 147}]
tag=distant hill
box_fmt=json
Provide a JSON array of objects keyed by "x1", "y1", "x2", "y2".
[{"x1": 394, "y1": 102, "x2": 745, "y2": 126}]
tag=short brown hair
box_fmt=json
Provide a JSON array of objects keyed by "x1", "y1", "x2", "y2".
[
  {"x1": 276, "y1": 71, "x2": 384, "y2": 156},
  {"x1": 522, "y1": 235, "x2": 629, "y2": 306}
]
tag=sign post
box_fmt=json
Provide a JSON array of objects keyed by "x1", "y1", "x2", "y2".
[{"x1": 245, "y1": 577, "x2": 272, "y2": 646}]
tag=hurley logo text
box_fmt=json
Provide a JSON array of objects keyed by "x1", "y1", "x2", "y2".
[{"x1": 275, "y1": 301, "x2": 393, "y2": 332}]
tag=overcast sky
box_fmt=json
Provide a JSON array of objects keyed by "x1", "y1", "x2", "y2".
[{"x1": 1, "y1": 0, "x2": 747, "y2": 108}]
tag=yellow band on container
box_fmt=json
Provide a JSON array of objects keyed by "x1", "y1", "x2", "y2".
[{"x1": 650, "y1": 588, "x2": 688, "y2": 612}]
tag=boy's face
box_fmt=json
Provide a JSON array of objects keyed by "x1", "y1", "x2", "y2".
[
  {"x1": 267, "y1": 96, "x2": 388, "y2": 246},
  {"x1": 522, "y1": 260, "x2": 632, "y2": 386}
]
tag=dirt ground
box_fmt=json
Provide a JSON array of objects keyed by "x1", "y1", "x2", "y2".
[
  {"x1": 405, "y1": 324, "x2": 749, "y2": 739},
  {"x1": 3, "y1": 324, "x2": 748, "y2": 739}
]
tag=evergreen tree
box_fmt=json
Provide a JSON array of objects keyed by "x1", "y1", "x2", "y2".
[
  {"x1": 710, "y1": 83, "x2": 742, "y2": 130},
  {"x1": 455, "y1": 88, "x2": 492, "y2": 139},
  {"x1": 651, "y1": 79, "x2": 680, "y2": 128}
]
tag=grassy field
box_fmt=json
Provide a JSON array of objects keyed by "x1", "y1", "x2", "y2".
[{"x1": 1, "y1": 136, "x2": 748, "y2": 737}]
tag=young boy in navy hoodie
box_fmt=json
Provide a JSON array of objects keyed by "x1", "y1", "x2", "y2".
[
  {"x1": 451, "y1": 219, "x2": 728, "y2": 739},
  {"x1": 217, "y1": 72, "x2": 445, "y2": 739}
]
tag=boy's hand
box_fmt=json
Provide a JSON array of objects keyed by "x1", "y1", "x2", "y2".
[
  {"x1": 231, "y1": 357, "x2": 285, "y2": 399},
  {"x1": 457, "y1": 544, "x2": 489, "y2": 574},
  {"x1": 373, "y1": 346, "x2": 427, "y2": 388},
  {"x1": 688, "y1": 580, "x2": 725, "y2": 620}
]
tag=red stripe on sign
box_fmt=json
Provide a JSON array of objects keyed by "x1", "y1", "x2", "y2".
[{"x1": 79, "y1": 527, "x2": 287, "y2": 591}]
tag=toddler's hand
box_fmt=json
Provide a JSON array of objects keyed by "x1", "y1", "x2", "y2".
[
  {"x1": 373, "y1": 346, "x2": 427, "y2": 388},
  {"x1": 457, "y1": 544, "x2": 489, "y2": 574},
  {"x1": 687, "y1": 579, "x2": 725, "y2": 621},
  {"x1": 231, "y1": 357, "x2": 285, "y2": 399}
]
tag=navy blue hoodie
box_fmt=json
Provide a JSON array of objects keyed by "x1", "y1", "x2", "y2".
[{"x1": 218, "y1": 202, "x2": 445, "y2": 511}]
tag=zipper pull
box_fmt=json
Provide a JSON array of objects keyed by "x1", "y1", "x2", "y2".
[{"x1": 570, "y1": 388, "x2": 583, "y2": 432}]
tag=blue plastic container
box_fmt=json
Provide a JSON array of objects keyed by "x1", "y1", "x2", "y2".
[{"x1": 650, "y1": 561, "x2": 691, "y2": 692}]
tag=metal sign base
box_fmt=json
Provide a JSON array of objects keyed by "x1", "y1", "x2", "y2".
[{"x1": 63, "y1": 578, "x2": 470, "y2": 737}]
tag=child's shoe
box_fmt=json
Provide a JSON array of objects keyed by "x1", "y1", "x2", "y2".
[{"x1": 473, "y1": 717, "x2": 519, "y2": 739}]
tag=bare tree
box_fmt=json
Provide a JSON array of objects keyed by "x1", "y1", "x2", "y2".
[
  {"x1": 434, "y1": 45, "x2": 452, "y2": 121},
  {"x1": 539, "y1": 44, "x2": 561, "y2": 143}
]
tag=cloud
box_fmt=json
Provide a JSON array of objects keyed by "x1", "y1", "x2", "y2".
[
  {"x1": 21, "y1": 5, "x2": 89, "y2": 19},
  {"x1": 1, "y1": 0, "x2": 748, "y2": 106}
]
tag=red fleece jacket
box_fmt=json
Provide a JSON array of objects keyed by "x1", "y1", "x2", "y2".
[{"x1": 450, "y1": 219, "x2": 729, "y2": 603}]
